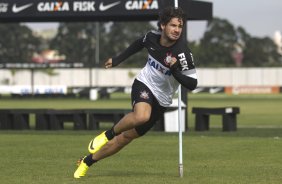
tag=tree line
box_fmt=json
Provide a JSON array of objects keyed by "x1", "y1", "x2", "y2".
[
  {"x1": 0, "y1": 17, "x2": 281, "y2": 68},
  {"x1": 190, "y1": 17, "x2": 282, "y2": 67}
]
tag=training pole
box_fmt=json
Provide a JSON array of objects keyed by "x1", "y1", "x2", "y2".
[
  {"x1": 178, "y1": 81, "x2": 184, "y2": 178},
  {"x1": 174, "y1": 0, "x2": 184, "y2": 178}
]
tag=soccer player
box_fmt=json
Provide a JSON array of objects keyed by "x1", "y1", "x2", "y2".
[{"x1": 74, "y1": 6, "x2": 197, "y2": 178}]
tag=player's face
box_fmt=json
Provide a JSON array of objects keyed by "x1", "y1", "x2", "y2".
[{"x1": 161, "y1": 18, "x2": 183, "y2": 41}]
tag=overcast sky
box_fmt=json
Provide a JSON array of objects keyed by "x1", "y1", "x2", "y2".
[
  {"x1": 188, "y1": 0, "x2": 282, "y2": 41},
  {"x1": 26, "y1": 0, "x2": 282, "y2": 41}
]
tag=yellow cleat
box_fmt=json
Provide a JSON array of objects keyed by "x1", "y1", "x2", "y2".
[
  {"x1": 88, "y1": 131, "x2": 109, "y2": 154},
  {"x1": 74, "y1": 157, "x2": 89, "y2": 179}
]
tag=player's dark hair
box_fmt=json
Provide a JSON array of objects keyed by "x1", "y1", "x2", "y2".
[{"x1": 157, "y1": 7, "x2": 186, "y2": 31}]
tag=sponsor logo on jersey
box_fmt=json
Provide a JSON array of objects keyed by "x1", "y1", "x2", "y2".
[
  {"x1": 0, "y1": 3, "x2": 8, "y2": 13},
  {"x1": 178, "y1": 53, "x2": 189, "y2": 71},
  {"x1": 125, "y1": 0, "x2": 158, "y2": 10},
  {"x1": 148, "y1": 56, "x2": 171, "y2": 76}
]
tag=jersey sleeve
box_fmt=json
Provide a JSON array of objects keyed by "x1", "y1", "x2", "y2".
[
  {"x1": 170, "y1": 50, "x2": 198, "y2": 91},
  {"x1": 112, "y1": 36, "x2": 145, "y2": 67}
]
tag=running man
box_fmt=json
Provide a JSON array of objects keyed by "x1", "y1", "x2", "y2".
[{"x1": 74, "y1": 6, "x2": 197, "y2": 178}]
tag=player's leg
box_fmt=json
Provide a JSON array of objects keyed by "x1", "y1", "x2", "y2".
[
  {"x1": 74, "y1": 128, "x2": 139, "y2": 179},
  {"x1": 112, "y1": 102, "x2": 152, "y2": 133},
  {"x1": 88, "y1": 99, "x2": 166, "y2": 162},
  {"x1": 88, "y1": 79, "x2": 153, "y2": 154},
  {"x1": 74, "y1": 97, "x2": 166, "y2": 178},
  {"x1": 87, "y1": 102, "x2": 151, "y2": 154},
  {"x1": 74, "y1": 103, "x2": 163, "y2": 179},
  {"x1": 90, "y1": 100, "x2": 164, "y2": 162},
  {"x1": 92, "y1": 128, "x2": 140, "y2": 160}
]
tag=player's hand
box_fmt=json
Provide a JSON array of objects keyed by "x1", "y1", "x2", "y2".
[
  {"x1": 104, "y1": 58, "x2": 113, "y2": 69},
  {"x1": 169, "y1": 57, "x2": 178, "y2": 67}
]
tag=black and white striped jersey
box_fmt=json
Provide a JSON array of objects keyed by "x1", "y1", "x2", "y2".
[{"x1": 112, "y1": 30, "x2": 197, "y2": 107}]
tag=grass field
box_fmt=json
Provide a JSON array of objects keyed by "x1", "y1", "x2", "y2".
[{"x1": 0, "y1": 93, "x2": 282, "y2": 184}]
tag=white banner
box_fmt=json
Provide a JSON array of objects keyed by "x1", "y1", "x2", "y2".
[{"x1": 0, "y1": 85, "x2": 67, "y2": 94}]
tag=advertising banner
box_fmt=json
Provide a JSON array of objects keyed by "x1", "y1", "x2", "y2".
[
  {"x1": 225, "y1": 86, "x2": 280, "y2": 95},
  {"x1": 0, "y1": 0, "x2": 212, "y2": 22}
]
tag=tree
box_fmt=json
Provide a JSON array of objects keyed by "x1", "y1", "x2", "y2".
[
  {"x1": 243, "y1": 37, "x2": 282, "y2": 67},
  {"x1": 50, "y1": 22, "x2": 106, "y2": 67},
  {"x1": 191, "y1": 17, "x2": 282, "y2": 67},
  {"x1": 195, "y1": 17, "x2": 238, "y2": 67},
  {"x1": 0, "y1": 23, "x2": 40, "y2": 63},
  {"x1": 236, "y1": 26, "x2": 281, "y2": 66},
  {"x1": 50, "y1": 21, "x2": 155, "y2": 68}
]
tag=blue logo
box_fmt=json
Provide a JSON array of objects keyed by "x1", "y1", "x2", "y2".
[{"x1": 148, "y1": 57, "x2": 171, "y2": 76}]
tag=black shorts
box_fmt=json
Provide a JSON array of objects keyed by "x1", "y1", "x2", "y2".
[{"x1": 131, "y1": 79, "x2": 166, "y2": 136}]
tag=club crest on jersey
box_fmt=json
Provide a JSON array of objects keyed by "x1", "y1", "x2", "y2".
[
  {"x1": 164, "y1": 52, "x2": 176, "y2": 66},
  {"x1": 140, "y1": 90, "x2": 149, "y2": 99}
]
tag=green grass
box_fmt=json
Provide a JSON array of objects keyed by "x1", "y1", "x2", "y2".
[
  {"x1": 0, "y1": 93, "x2": 282, "y2": 183},
  {"x1": 0, "y1": 130, "x2": 282, "y2": 184}
]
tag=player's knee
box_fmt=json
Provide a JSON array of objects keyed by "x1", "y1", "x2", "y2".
[{"x1": 133, "y1": 112, "x2": 150, "y2": 126}]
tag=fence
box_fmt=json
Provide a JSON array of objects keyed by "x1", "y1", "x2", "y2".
[{"x1": 1, "y1": 68, "x2": 282, "y2": 88}]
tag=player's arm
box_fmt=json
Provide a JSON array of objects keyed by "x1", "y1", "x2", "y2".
[
  {"x1": 104, "y1": 37, "x2": 144, "y2": 69},
  {"x1": 169, "y1": 53, "x2": 198, "y2": 91},
  {"x1": 170, "y1": 66, "x2": 198, "y2": 90}
]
